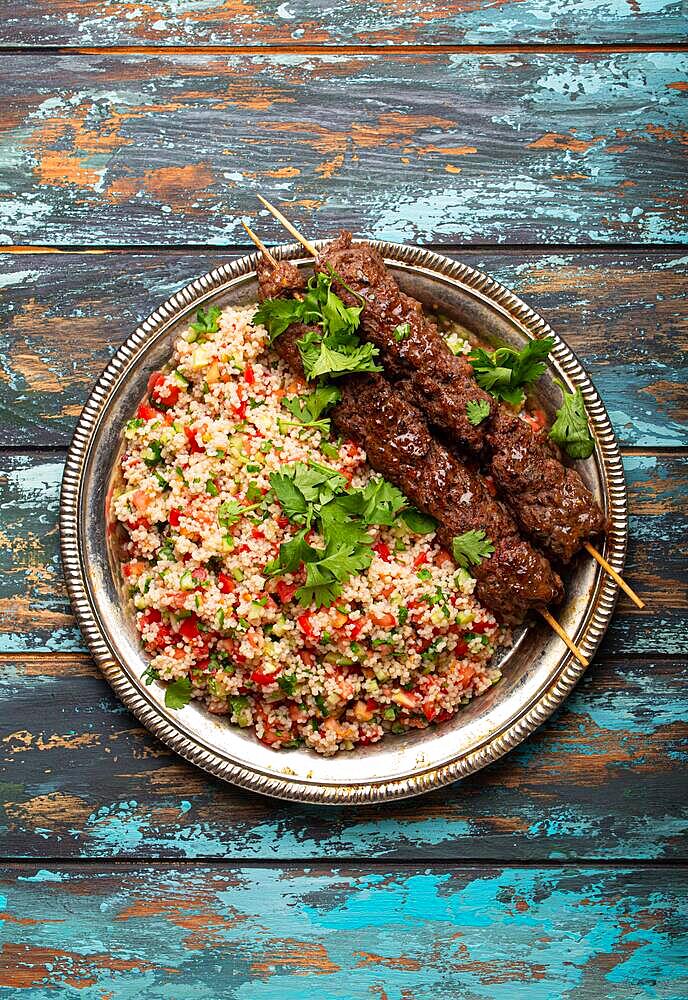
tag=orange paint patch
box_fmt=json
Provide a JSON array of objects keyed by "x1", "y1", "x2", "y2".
[
  {"x1": 5, "y1": 792, "x2": 93, "y2": 831},
  {"x1": 250, "y1": 939, "x2": 340, "y2": 979},
  {"x1": 529, "y1": 132, "x2": 605, "y2": 152},
  {"x1": 0, "y1": 943, "x2": 173, "y2": 990},
  {"x1": 666, "y1": 81, "x2": 688, "y2": 91},
  {"x1": 646, "y1": 123, "x2": 688, "y2": 146},
  {"x1": 552, "y1": 172, "x2": 589, "y2": 180},
  {"x1": 142, "y1": 163, "x2": 216, "y2": 208},
  {"x1": 33, "y1": 149, "x2": 102, "y2": 190},
  {"x1": 415, "y1": 144, "x2": 477, "y2": 156},
  {"x1": 116, "y1": 890, "x2": 247, "y2": 951},
  {"x1": 315, "y1": 154, "x2": 344, "y2": 178},
  {"x1": 445, "y1": 164, "x2": 462, "y2": 174},
  {"x1": 263, "y1": 166, "x2": 300, "y2": 178},
  {"x1": 355, "y1": 951, "x2": 421, "y2": 971}
]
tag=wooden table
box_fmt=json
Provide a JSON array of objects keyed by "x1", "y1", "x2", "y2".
[{"x1": 1, "y1": 4, "x2": 687, "y2": 996}]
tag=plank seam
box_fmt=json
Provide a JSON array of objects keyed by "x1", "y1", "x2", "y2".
[
  {"x1": 0, "y1": 858, "x2": 686, "y2": 868},
  {"x1": 1, "y1": 43, "x2": 687, "y2": 55},
  {"x1": 3, "y1": 244, "x2": 688, "y2": 256}
]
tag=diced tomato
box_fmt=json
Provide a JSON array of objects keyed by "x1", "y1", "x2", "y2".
[
  {"x1": 137, "y1": 402, "x2": 158, "y2": 422},
  {"x1": 366, "y1": 698, "x2": 380, "y2": 713},
  {"x1": 297, "y1": 612, "x2": 315, "y2": 638},
  {"x1": 372, "y1": 541, "x2": 391, "y2": 562},
  {"x1": 470, "y1": 620, "x2": 493, "y2": 635},
  {"x1": 454, "y1": 640, "x2": 469, "y2": 656},
  {"x1": 184, "y1": 425, "x2": 204, "y2": 454},
  {"x1": 217, "y1": 572, "x2": 235, "y2": 594},
  {"x1": 347, "y1": 618, "x2": 365, "y2": 640},
  {"x1": 275, "y1": 580, "x2": 298, "y2": 604},
  {"x1": 148, "y1": 371, "x2": 180, "y2": 409},
  {"x1": 235, "y1": 544, "x2": 250, "y2": 555},
  {"x1": 413, "y1": 551, "x2": 428, "y2": 568},
  {"x1": 392, "y1": 690, "x2": 420, "y2": 711},
  {"x1": 276, "y1": 516, "x2": 289, "y2": 529},
  {"x1": 330, "y1": 609, "x2": 348, "y2": 629},
  {"x1": 370, "y1": 611, "x2": 395, "y2": 628},
  {"x1": 251, "y1": 527, "x2": 265, "y2": 540},
  {"x1": 524, "y1": 407, "x2": 547, "y2": 432},
  {"x1": 234, "y1": 399, "x2": 247, "y2": 419},
  {"x1": 169, "y1": 508, "x2": 181, "y2": 528},
  {"x1": 164, "y1": 411, "x2": 175, "y2": 425},
  {"x1": 435, "y1": 549, "x2": 453, "y2": 567},
  {"x1": 436, "y1": 709, "x2": 451, "y2": 723},
  {"x1": 140, "y1": 608, "x2": 162, "y2": 627},
  {"x1": 298, "y1": 649, "x2": 315, "y2": 667},
  {"x1": 251, "y1": 667, "x2": 278, "y2": 685},
  {"x1": 179, "y1": 615, "x2": 200, "y2": 640},
  {"x1": 244, "y1": 364, "x2": 255, "y2": 385},
  {"x1": 422, "y1": 700, "x2": 438, "y2": 722}
]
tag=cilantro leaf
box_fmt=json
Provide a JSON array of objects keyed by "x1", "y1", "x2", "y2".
[
  {"x1": 266, "y1": 527, "x2": 318, "y2": 576},
  {"x1": 339, "y1": 477, "x2": 406, "y2": 526},
  {"x1": 164, "y1": 677, "x2": 192, "y2": 710},
  {"x1": 283, "y1": 385, "x2": 341, "y2": 424},
  {"x1": 190, "y1": 305, "x2": 221, "y2": 343},
  {"x1": 299, "y1": 336, "x2": 381, "y2": 381},
  {"x1": 452, "y1": 529, "x2": 495, "y2": 569},
  {"x1": 268, "y1": 470, "x2": 310, "y2": 522},
  {"x1": 549, "y1": 380, "x2": 595, "y2": 459},
  {"x1": 401, "y1": 508, "x2": 438, "y2": 534},
  {"x1": 218, "y1": 498, "x2": 262, "y2": 530},
  {"x1": 393, "y1": 322, "x2": 411, "y2": 342},
  {"x1": 466, "y1": 399, "x2": 490, "y2": 426},
  {"x1": 253, "y1": 298, "x2": 302, "y2": 343},
  {"x1": 469, "y1": 337, "x2": 554, "y2": 407}
]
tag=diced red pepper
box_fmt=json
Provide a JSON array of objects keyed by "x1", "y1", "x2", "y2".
[
  {"x1": 137, "y1": 402, "x2": 158, "y2": 422},
  {"x1": 366, "y1": 698, "x2": 380, "y2": 713},
  {"x1": 470, "y1": 619, "x2": 493, "y2": 634},
  {"x1": 234, "y1": 399, "x2": 247, "y2": 419},
  {"x1": 370, "y1": 611, "x2": 395, "y2": 628},
  {"x1": 413, "y1": 551, "x2": 428, "y2": 568},
  {"x1": 372, "y1": 541, "x2": 391, "y2": 562},
  {"x1": 251, "y1": 667, "x2": 278, "y2": 686},
  {"x1": 454, "y1": 640, "x2": 469, "y2": 656},
  {"x1": 169, "y1": 508, "x2": 181, "y2": 528},
  {"x1": 251, "y1": 527, "x2": 265, "y2": 540},
  {"x1": 422, "y1": 700, "x2": 438, "y2": 722},
  {"x1": 244, "y1": 364, "x2": 255, "y2": 385},
  {"x1": 184, "y1": 425, "x2": 204, "y2": 454},
  {"x1": 217, "y1": 572, "x2": 235, "y2": 594},
  {"x1": 179, "y1": 615, "x2": 200, "y2": 640},
  {"x1": 276, "y1": 516, "x2": 289, "y2": 529},
  {"x1": 275, "y1": 580, "x2": 298, "y2": 604},
  {"x1": 297, "y1": 612, "x2": 315, "y2": 638},
  {"x1": 140, "y1": 608, "x2": 162, "y2": 627}
]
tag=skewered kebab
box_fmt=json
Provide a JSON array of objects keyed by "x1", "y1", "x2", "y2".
[
  {"x1": 316, "y1": 231, "x2": 606, "y2": 565},
  {"x1": 254, "y1": 201, "x2": 645, "y2": 608},
  {"x1": 254, "y1": 253, "x2": 564, "y2": 627}
]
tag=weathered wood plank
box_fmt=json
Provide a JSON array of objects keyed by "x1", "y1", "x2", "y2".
[
  {"x1": 1, "y1": 251, "x2": 686, "y2": 447},
  {"x1": 1, "y1": 655, "x2": 685, "y2": 860},
  {"x1": 2, "y1": 451, "x2": 683, "y2": 655},
  {"x1": 0, "y1": 864, "x2": 686, "y2": 998},
  {"x1": 0, "y1": 52, "x2": 686, "y2": 246},
  {"x1": 2, "y1": 0, "x2": 687, "y2": 46}
]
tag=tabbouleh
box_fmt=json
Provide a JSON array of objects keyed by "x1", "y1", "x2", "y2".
[{"x1": 111, "y1": 303, "x2": 509, "y2": 755}]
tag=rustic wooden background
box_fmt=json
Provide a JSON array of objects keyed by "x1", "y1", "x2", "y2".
[{"x1": 1, "y1": 3, "x2": 687, "y2": 996}]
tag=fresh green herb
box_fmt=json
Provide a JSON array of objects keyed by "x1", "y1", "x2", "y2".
[
  {"x1": 314, "y1": 693, "x2": 329, "y2": 717},
  {"x1": 337, "y1": 476, "x2": 406, "y2": 527},
  {"x1": 164, "y1": 677, "x2": 192, "y2": 710},
  {"x1": 259, "y1": 441, "x2": 273, "y2": 454},
  {"x1": 393, "y1": 322, "x2": 411, "y2": 342},
  {"x1": 230, "y1": 695, "x2": 252, "y2": 727},
  {"x1": 126, "y1": 417, "x2": 144, "y2": 433},
  {"x1": 278, "y1": 673, "x2": 297, "y2": 696},
  {"x1": 206, "y1": 479, "x2": 219, "y2": 497},
  {"x1": 245, "y1": 463, "x2": 261, "y2": 473},
  {"x1": 549, "y1": 380, "x2": 595, "y2": 459},
  {"x1": 397, "y1": 606, "x2": 409, "y2": 626},
  {"x1": 466, "y1": 398, "x2": 490, "y2": 426},
  {"x1": 188, "y1": 305, "x2": 221, "y2": 343},
  {"x1": 452, "y1": 529, "x2": 495, "y2": 570},
  {"x1": 283, "y1": 385, "x2": 341, "y2": 434},
  {"x1": 468, "y1": 336, "x2": 554, "y2": 408},
  {"x1": 254, "y1": 272, "x2": 381, "y2": 381},
  {"x1": 142, "y1": 664, "x2": 159, "y2": 686},
  {"x1": 153, "y1": 471, "x2": 170, "y2": 491},
  {"x1": 320, "y1": 440, "x2": 340, "y2": 460},
  {"x1": 417, "y1": 568, "x2": 432, "y2": 581},
  {"x1": 400, "y1": 508, "x2": 437, "y2": 535},
  {"x1": 218, "y1": 498, "x2": 262, "y2": 530},
  {"x1": 245, "y1": 482, "x2": 263, "y2": 503},
  {"x1": 142, "y1": 440, "x2": 163, "y2": 467}
]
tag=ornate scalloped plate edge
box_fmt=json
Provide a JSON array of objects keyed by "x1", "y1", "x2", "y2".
[{"x1": 60, "y1": 240, "x2": 627, "y2": 804}]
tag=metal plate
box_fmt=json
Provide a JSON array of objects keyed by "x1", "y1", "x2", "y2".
[{"x1": 60, "y1": 241, "x2": 627, "y2": 803}]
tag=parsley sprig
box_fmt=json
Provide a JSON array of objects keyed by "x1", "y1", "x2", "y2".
[
  {"x1": 253, "y1": 271, "x2": 381, "y2": 381},
  {"x1": 282, "y1": 385, "x2": 341, "y2": 435},
  {"x1": 469, "y1": 336, "x2": 554, "y2": 408},
  {"x1": 266, "y1": 464, "x2": 425, "y2": 607},
  {"x1": 549, "y1": 380, "x2": 595, "y2": 459},
  {"x1": 452, "y1": 529, "x2": 495, "y2": 570},
  {"x1": 188, "y1": 305, "x2": 221, "y2": 344}
]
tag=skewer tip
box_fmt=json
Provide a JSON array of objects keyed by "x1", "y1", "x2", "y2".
[
  {"x1": 539, "y1": 608, "x2": 589, "y2": 667},
  {"x1": 241, "y1": 219, "x2": 278, "y2": 268},
  {"x1": 256, "y1": 195, "x2": 319, "y2": 257},
  {"x1": 584, "y1": 542, "x2": 645, "y2": 609}
]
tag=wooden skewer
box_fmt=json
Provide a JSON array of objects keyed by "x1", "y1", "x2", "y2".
[
  {"x1": 540, "y1": 609, "x2": 589, "y2": 667},
  {"x1": 256, "y1": 195, "x2": 319, "y2": 257},
  {"x1": 584, "y1": 542, "x2": 645, "y2": 609},
  {"x1": 251, "y1": 203, "x2": 592, "y2": 668},
  {"x1": 241, "y1": 220, "x2": 277, "y2": 267}
]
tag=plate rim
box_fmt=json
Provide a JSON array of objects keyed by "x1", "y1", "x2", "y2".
[{"x1": 59, "y1": 239, "x2": 627, "y2": 803}]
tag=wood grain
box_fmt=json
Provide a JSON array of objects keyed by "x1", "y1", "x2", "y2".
[
  {"x1": 2, "y1": 0, "x2": 686, "y2": 47},
  {"x1": 2, "y1": 450, "x2": 684, "y2": 655},
  {"x1": 1, "y1": 655, "x2": 685, "y2": 861},
  {"x1": 1, "y1": 864, "x2": 686, "y2": 998},
  {"x1": 1, "y1": 251, "x2": 686, "y2": 448},
  {"x1": 0, "y1": 52, "x2": 686, "y2": 246}
]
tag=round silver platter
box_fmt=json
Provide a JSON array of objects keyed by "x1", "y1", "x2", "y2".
[{"x1": 60, "y1": 241, "x2": 627, "y2": 803}]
